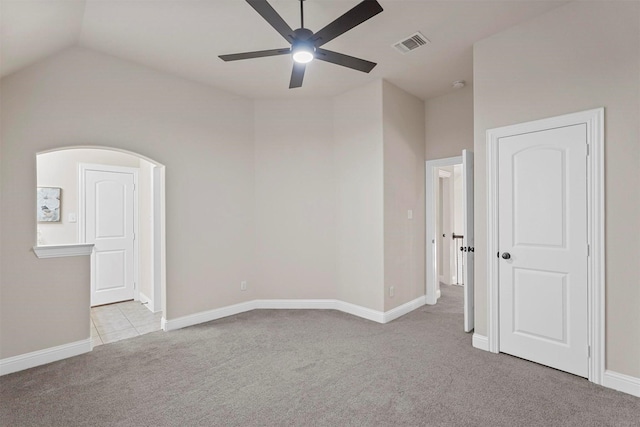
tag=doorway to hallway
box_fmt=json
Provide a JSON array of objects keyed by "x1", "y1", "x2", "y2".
[{"x1": 425, "y1": 150, "x2": 474, "y2": 332}]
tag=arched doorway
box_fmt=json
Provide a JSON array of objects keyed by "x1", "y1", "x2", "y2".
[{"x1": 36, "y1": 146, "x2": 166, "y2": 346}]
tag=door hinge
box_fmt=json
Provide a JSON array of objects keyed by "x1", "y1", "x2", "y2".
[
  {"x1": 133, "y1": 233, "x2": 136, "y2": 241},
  {"x1": 587, "y1": 244, "x2": 590, "y2": 256},
  {"x1": 133, "y1": 282, "x2": 136, "y2": 290},
  {"x1": 588, "y1": 345, "x2": 591, "y2": 358},
  {"x1": 586, "y1": 144, "x2": 590, "y2": 156}
]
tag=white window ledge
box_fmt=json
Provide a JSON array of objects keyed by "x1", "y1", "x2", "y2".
[{"x1": 33, "y1": 244, "x2": 94, "y2": 259}]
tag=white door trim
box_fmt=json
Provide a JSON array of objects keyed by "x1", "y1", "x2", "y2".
[
  {"x1": 151, "y1": 165, "x2": 165, "y2": 313},
  {"x1": 79, "y1": 163, "x2": 140, "y2": 303},
  {"x1": 462, "y1": 149, "x2": 474, "y2": 333},
  {"x1": 486, "y1": 108, "x2": 605, "y2": 385},
  {"x1": 426, "y1": 156, "x2": 462, "y2": 305}
]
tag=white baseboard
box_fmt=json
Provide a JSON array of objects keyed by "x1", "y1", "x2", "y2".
[
  {"x1": 0, "y1": 338, "x2": 92, "y2": 376},
  {"x1": 162, "y1": 300, "x2": 255, "y2": 332},
  {"x1": 336, "y1": 300, "x2": 385, "y2": 323},
  {"x1": 383, "y1": 296, "x2": 426, "y2": 323},
  {"x1": 472, "y1": 333, "x2": 489, "y2": 351},
  {"x1": 256, "y1": 299, "x2": 336, "y2": 310},
  {"x1": 603, "y1": 370, "x2": 640, "y2": 398},
  {"x1": 163, "y1": 296, "x2": 427, "y2": 332}
]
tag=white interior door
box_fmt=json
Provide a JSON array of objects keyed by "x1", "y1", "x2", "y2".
[
  {"x1": 84, "y1": 166, "x2": 137, "y2": 307},
  {"x1": 498, "y1": 124, "x2": 588, "y2": 377},
  {"x1": 462, "y1": 149, "x2": 474, "y2": 333}
]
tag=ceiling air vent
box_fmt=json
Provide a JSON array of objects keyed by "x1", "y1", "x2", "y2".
[{"x1": 392, "y1": 32, "x2": 430, "y2": 54}]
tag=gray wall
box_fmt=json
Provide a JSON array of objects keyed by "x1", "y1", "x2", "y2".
[
  {"x1": 254, "y1": 98, "x2": 337, "y2": 300},
  {"x1": 383, "y1": 81, "x2": 426, "y2": 311},
  {"x1": 425, "y1": 84, "x2": 473, "y2": 160},
  {"x1": 334, "y1": 81, "x2": 385, "y2": 311}
]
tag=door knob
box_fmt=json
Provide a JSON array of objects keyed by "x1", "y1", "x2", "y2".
[{"x1": 501, "y1": 252, "x2": 511, "y2": 260}]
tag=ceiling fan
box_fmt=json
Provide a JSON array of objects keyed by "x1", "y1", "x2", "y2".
[{"x1": 219, "y1": 0, "x2": 384, "y2": 89}]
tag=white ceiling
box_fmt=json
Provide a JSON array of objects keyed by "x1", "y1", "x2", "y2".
[{"x1": 1, "y1": 0, "x2": 567, "y2": 100}]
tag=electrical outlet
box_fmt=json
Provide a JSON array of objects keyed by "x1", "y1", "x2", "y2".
[
  {"x1": 240, "y1": 281, "x2": 247, "y2": 291},
  {"x1": 389, "y1": 286, "x2": 395, "y2": 297}
]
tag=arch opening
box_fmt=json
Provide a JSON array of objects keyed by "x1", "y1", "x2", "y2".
[{"x1": 36, "y1": 146, "x2": 167, "y2": 343}]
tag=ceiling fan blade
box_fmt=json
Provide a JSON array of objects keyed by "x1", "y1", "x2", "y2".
[
  {"x1": 246, "y1": 0, "x2": 296, "y2": 44},
  {"x1": 219, "y1": 48, "x2": 291, "y2": 62},
  {"x1": 315, "y1": 48, "x2": 376, "y2": 73},
  {"x1": 310, "y1": 0, "x2": 383, "y2": 47},
  {"x1": 289, "y1": 62, "x2": 306, "y2": 88}
]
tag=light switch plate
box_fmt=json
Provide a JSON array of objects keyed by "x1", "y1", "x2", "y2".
[{"x1": 68, "y1": 213, "x2": 77, "y2": 223}]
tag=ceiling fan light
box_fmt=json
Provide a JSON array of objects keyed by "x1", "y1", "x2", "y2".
[
  {"x1": 293, "y1": 50, "x2": 314, "y2": 63},
  {"x1": 292, "y1": 42, "x2": 315, "y2": 64}
]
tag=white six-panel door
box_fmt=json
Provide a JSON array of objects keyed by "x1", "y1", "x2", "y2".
[
  {"x1": 498, "y1": 124, "x2": 588, "y2": 377},
  {"x1": 83, "y1": 166, "x2": 137, "y2": 307}
]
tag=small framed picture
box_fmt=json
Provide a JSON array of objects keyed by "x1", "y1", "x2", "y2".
[{"x1": 37, "y1": 187, "x2": 61, "y2": 222}]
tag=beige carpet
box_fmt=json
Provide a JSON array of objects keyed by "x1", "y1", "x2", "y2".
[{"x1": 1, "y1": 287, "x2": 639, "y2": 426}]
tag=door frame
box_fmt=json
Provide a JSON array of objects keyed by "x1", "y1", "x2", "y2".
[
  {"x1": 426, "y1": 156, "x2": 463, "y2": 303},
  {"x1": 79, "y1": 163, "x2": 140, "y2": 304},
  {"x1": 437, "y1": 167, "x2": 453, "y2": 286},
  {"x1": 426, "y1": 157, "x2": 461, "y2": 305},
  {"x1": 486, "y1": 108, "x2": 605, "y2": 384}
]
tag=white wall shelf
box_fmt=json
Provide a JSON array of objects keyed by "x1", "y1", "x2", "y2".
[{"x1": 33, "y1": 244, "x2": 94, "y2": 259}]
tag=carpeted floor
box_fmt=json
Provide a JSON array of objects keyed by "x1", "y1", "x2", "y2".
[
  {"x1": 1, "y1": 287, "x2": 638, "y2": 426},
  {"x1": 432, "y1": 283, "x2": 464, "y2": 314}
]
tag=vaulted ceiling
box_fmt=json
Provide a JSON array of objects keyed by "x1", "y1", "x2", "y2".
[{"x1": 1, "y1": 0, "x2": 567, "y2": 100}]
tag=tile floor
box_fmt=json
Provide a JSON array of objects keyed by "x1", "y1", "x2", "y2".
[{"x1": 90, "y1": 300, "x2": 162, "y2": 347}]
